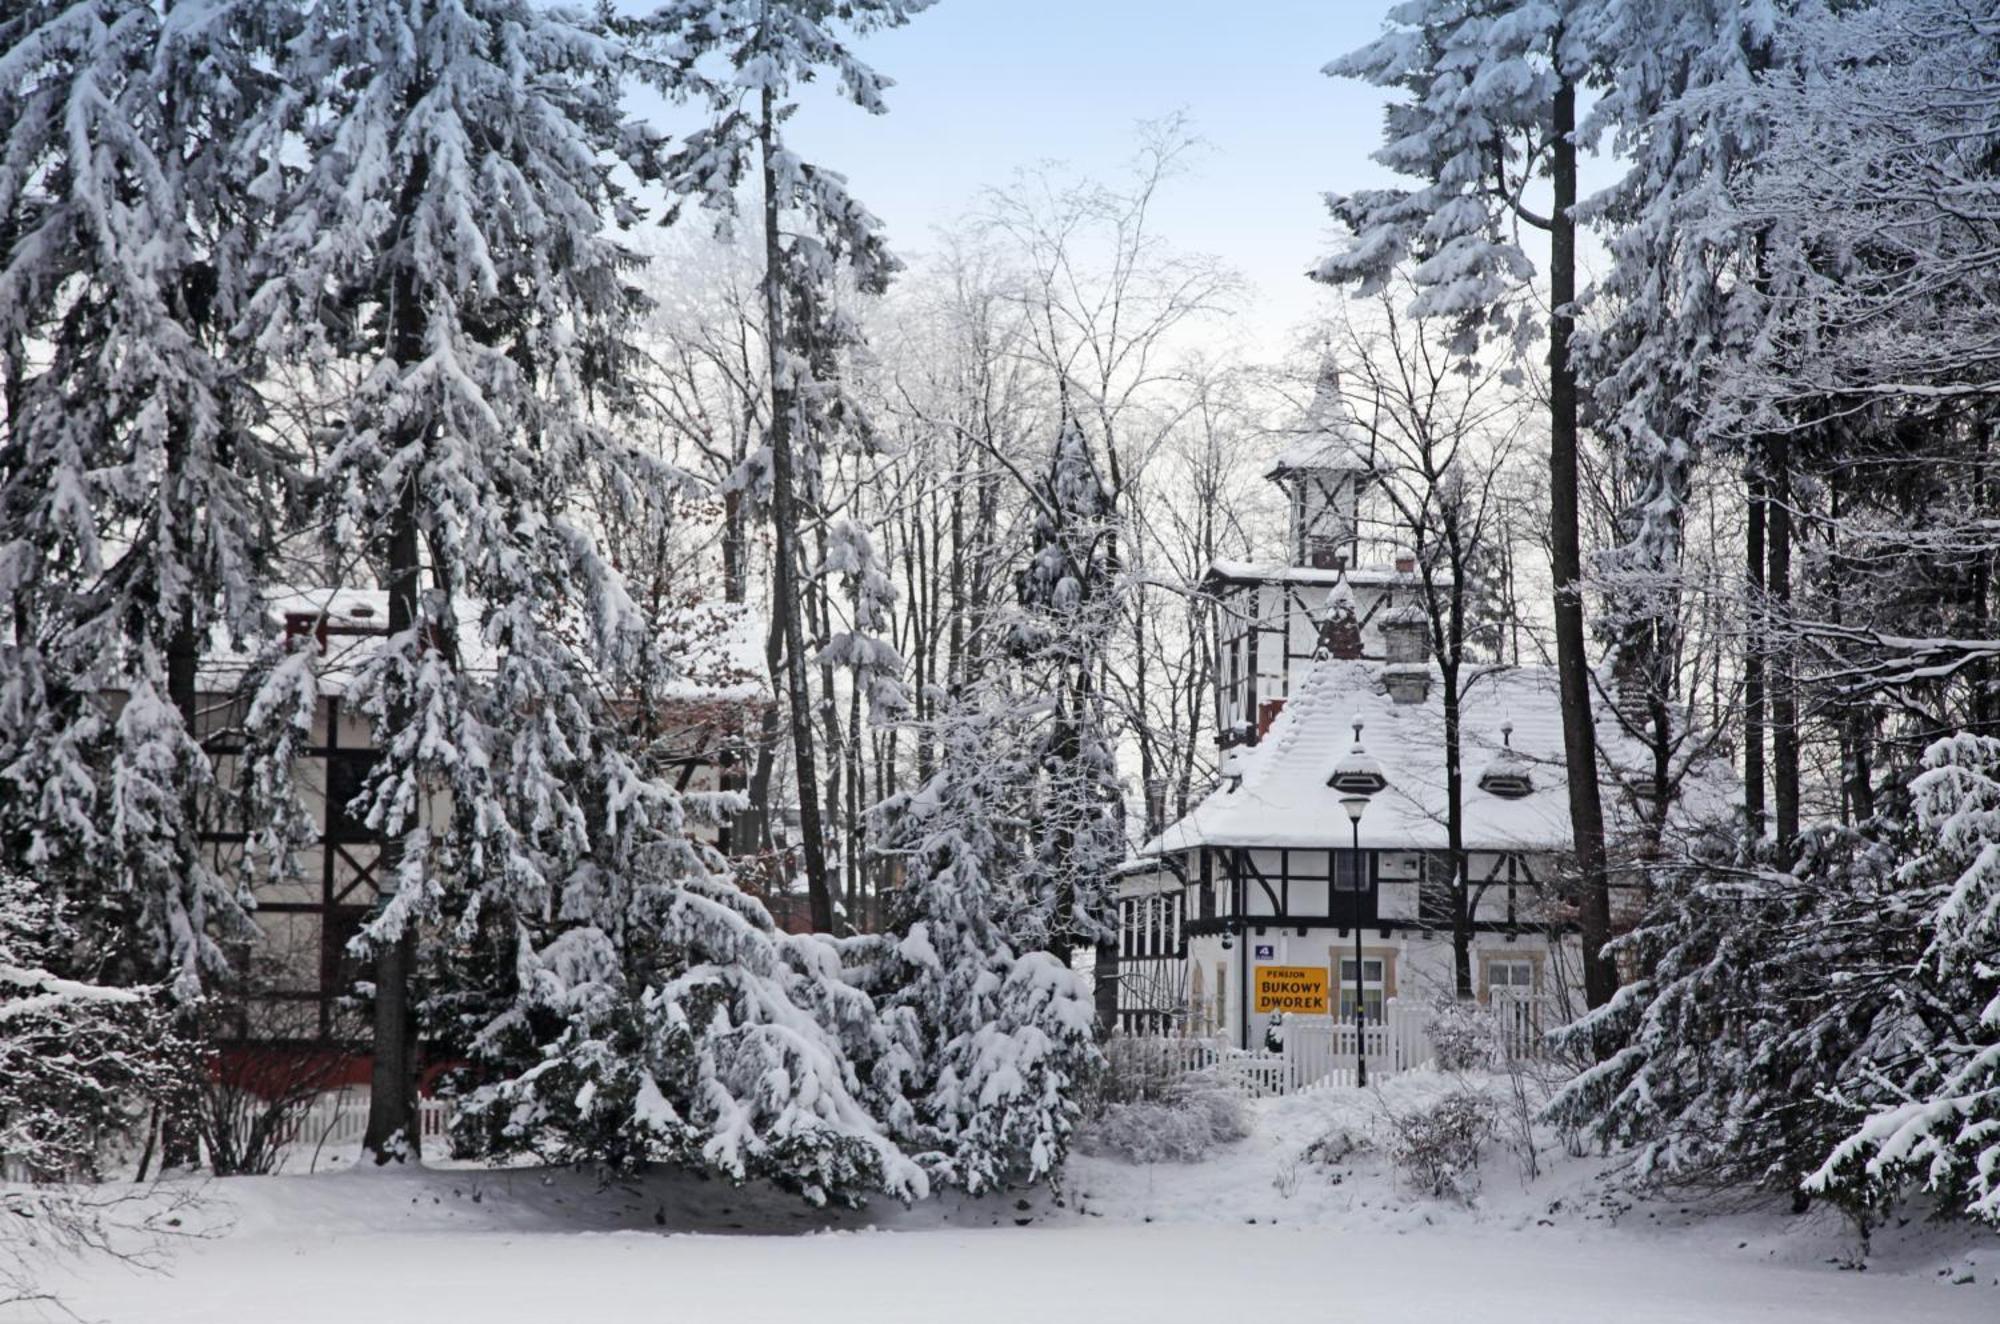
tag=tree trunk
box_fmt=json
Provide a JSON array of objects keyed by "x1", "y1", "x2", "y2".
[
  {"x1": 365, "y1": 159, "x2": 430, "y2": 1163},
  {"x1": 1549, "y1": 74, "x2": 1615, "y2": 1012},
  {"x1": 1744, "y1": 469, "x2": 1767, "y2": 837},
  {"x1": 1093, "y1": 935, "x2": 1120, "y2": 1039},
  {"x1": 161, "y1": 426, "x2": 206, "y2": 1170},
  {"x1": 1442, "y1": 660, "x2": 1471, "y2": 999},
  {"x1": 1767, "y1": 432, "x2": 1799, "y2": 868},
  {"x1": 365, "y1": 472, "x2": 424, "y2": 1162},
  {"x1": 757, "y1": 86, "x2": 835, "y2": 933},
  {"x1": 364, "y1": 927, "x2": 419, "y2": 1161}
]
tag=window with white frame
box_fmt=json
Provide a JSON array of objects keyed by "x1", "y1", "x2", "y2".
[
  {"x1": 1332, "y1": 848, "x2": 1367, "y2": 892},
  {"x1": 1337, "y1": 956, "x2": 1385, "y2": 1024},
  {"x1": 1484, "y1": 958, "x2": 1535, "y2": 999}
]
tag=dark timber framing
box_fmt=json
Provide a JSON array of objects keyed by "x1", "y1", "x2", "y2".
[
  {"x1": 1169, "y1": 847, "x2": 1556, "y2": 946},
  {"x1": 199, "y1": 695, "x2": 381, "y2": 1044},
  {"x1": 1209, "y1": 574, "x2": 1400, "y2": 745}
]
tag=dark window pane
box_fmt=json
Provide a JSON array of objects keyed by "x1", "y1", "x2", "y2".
[{"x1": 326, "y1": 753, "x2": 379, "y2": 842}]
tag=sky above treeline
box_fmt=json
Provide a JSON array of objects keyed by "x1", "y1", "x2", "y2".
[{"x1": 625, "y1": 1, "x2": 1408, "y2": 357}]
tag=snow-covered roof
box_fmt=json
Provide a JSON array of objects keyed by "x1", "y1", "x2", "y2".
[
  {"x1": 1138, "y1": 656, "x2": 1733, "y2": 857},
  {"x1": 1264, "y1": 357, "x2": 1372, "y2": 479},
  {"x1": 197, "y1": 588, "x2": 767, "y2": 704},
  {"x1": 1206, "y1": 559, "x2": 1410, "y2": 589}
]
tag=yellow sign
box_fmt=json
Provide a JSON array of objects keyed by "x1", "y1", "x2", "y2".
[{"x1": 1254, "y1": 965, "x2": 1329, "y2": 1015}]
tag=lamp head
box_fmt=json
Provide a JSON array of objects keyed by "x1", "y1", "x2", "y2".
[{"x1": 1340, "y1": 794, "x2": 1369, "y2": 824}]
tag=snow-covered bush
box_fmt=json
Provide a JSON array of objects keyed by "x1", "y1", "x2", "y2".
[
  {"x1": 1427, "y1": 997, "x2": 1492, "y2": 1072},
  {"x1": 447, "y1": 886, "x2": 928, "y2": 1208},
  {"x1": 1299, "y1": 1124, "x2": 1369, "y2": 1170},
  {"x1": 1, "y1": 870, "x2": 185, "y2": 1301},
  {"x1": 1386, "y1": 1089, "x2": 1495, "y2": 1199},
  {"x1": 1076, "y1": 1076, "x2": 1249, "y2": 1165}
]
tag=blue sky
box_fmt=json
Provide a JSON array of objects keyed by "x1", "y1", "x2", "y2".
[{"x1": 640, "y1": 2, "x2": 1408, "y2": 353}]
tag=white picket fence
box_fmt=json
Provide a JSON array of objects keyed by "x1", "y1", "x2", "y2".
[
  {"x1": 290, "y1": 1093, "x2": 456, "y2": 1152},
  {"x1": 1281, "y1": 1003, "x2": 1435, "y2": 1089},
  {"x1": 1490, "y1": 989, "x2": 1550, "y2": 1062},
  {"x1": 1108, "y1": 993, "x2": 1559, "y2": 1099},
  {"x1": 0, "y1": 1096, "x2": 456, "y2": 1183}
]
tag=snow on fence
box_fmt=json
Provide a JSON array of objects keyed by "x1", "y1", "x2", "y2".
[{"x1": 1108, "y1": 994, "x2": 1561, "y2": 1099}]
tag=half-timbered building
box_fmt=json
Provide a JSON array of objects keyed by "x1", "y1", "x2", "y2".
[
  {"x1": 1210, "y1": 357, "x2": 1416, "y2": 747},
  {"x1": 1115, "y1": 365, "x2": 1728, "y2": 1050},
  {"x1": 189, "y1": 588, "x2": 766, "y2": 1082}
]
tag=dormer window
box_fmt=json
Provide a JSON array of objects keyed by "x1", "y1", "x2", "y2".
[
  {"x1": 1479, "y1": 722, "x2": 1535, "y2": 799},
  {"x1": 1327, "y1": 721, "x2": 1388, "y2": 796},
  {"x1": 283, "y1": 612, "x2": 328, "y2": 653}
]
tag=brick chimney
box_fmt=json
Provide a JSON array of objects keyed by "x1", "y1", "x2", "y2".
[
  {"x1": 1381, "y1": 603, "x2": 1429, "y2": 664},
  {"x1": 1315, "y1": 578, "x2": 1363, "y2": 659},
  {"x1": 1612, "y1": 643, "x2": 1653, "y2": 732}
]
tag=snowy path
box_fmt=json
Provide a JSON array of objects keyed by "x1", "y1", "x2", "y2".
[{"x1": 47, "y1": 1214, "x2": 1999, "y2": 1324}]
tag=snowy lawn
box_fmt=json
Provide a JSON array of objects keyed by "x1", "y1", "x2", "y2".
[{"x1": 27, "y1": 1074, "x2": 2000, "y2": 1323}]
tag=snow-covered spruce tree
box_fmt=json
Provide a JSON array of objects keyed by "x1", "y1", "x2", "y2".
[
  {"x1": 0, "y1": 0, "x2": 286, "y2": 1005},
  {"x1": 1720, "y1": 0, "x2": 2000, "y2": 777},
  {"x1": 1544, "y1": 811, "x2": 1918, "y2": 1206},
  {"x1": 1809, "y1": 735, "x2": 2000, "y2": 1225},
  {"x1": 246, "y1": 0, "x2": 921, "y2": 1199},
  {"x1": 1323, "y1": 0, "x2": 1619, "y2": 1009},
  {"x1": 817, "y1": 517, "x2": 910, "y2": 727},
  {"x1": 867, "y1": 691, "x2": 1100, "y2": 1193},
  {"x1": 816, "y1": 513, "x2": 909, "y2": 915},
  {"x1": 1576, "y1": 1, "x2": 1791, "y2": 837},
  {"x1": 1010, "y1": 416, "x2": 1126, "y2": 1032},
  {"x1": 636, "y1": 0, "x2": 933, "y2": 936}
]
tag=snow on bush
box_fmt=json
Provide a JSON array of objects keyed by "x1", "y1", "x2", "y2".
[
  {"x1": 1427, "y1": 997, "x2": 1493, "y2": 1072},
  {"x1": 1, "y1": 869, "x2": 188, "y2": 1302},
  {"x1": 1078, "y1": 1075, "x2": 1250, "y2": 1165},
  {"x1": 1386, "y1": 1089, "x2": 1496, "y2": 1200}
]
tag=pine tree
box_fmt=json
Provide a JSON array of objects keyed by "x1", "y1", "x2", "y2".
[
  {"x1": 244, "y1": 0, "x2": 921, "y2": 1194},
  {"x1": 869, "y1": 695, "x2": 1099, "y2": 1193},
  {"x1": 1544, "y1": 818, "x2": 1906, "y2": 1204},
  {"x1": 639, "y1": 0, "x2": 933, "y2": 935},
  {"x1": 1811, "y1": 734, "x2": 2000, "y2": 1225},
  {"x1": 817, "y1": 517, "x2": 911, "y2": 727},
  {"x1": 1577, "y1": 1, "x2": 1789, "y2": 837}
]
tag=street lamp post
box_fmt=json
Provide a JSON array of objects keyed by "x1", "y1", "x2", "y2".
[
  {"x1": 1341, "y1": 794, "x2": 1369, "y2": 1087},
  {"x1": 1328, "y1": 719, "x2": 1387, "y2": 1089}
]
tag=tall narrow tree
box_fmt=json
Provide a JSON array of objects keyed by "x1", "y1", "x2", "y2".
[
  {"x1": 1321, "y1": 0, "x2": 1618, "y2": 1008},
  {"x1": 640, "y1": 0, "x2": 932, "y2": 934},
  {"x1": 1012, "y1": 416, "x2": 1126, "y2": 1031}
]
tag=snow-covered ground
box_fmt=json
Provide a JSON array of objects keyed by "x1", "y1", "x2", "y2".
[{"x1": 23, "y1": 1074, "x2": 2000, "y2": 1323}]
